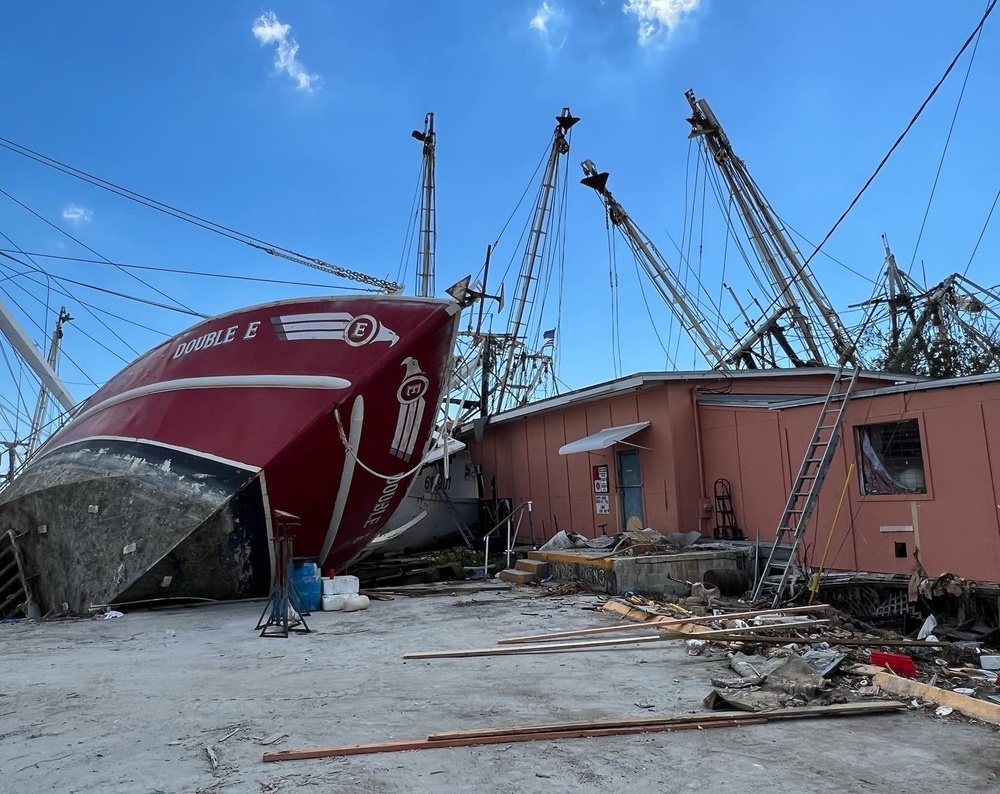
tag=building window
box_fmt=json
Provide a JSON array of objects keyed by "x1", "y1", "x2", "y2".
[{"x1": 857, "y1": 419, "x2": 927, "y2": 495}]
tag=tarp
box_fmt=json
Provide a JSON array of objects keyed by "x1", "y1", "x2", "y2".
[
  {"x1": 423, "y1": 438, "x2": 467, "y2": 465},
  {"x1": 558, "y1": 421, "x2": 650, "y2": 456}
]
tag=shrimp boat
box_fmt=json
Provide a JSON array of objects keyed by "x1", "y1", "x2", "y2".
[{"x1": 0, "y1": 292, "x2": 462, "y2": 612}]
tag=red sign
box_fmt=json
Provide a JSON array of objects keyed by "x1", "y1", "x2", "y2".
[{"x1": 593, "y1": 464, "x2": 609, "y2": 494}]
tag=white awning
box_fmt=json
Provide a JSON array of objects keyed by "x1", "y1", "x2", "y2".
[{"x1": 558, "y1": 421, "x2": 650, "y2": 456}]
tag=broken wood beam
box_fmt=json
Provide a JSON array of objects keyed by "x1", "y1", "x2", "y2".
[
  {"x1": 872, "y1": 672, "x2": 1000, "y2": 726},
  {"x1": 498, "y1": 604, "x2": 834, "y2": 645},
  {"x1": 264, "y1": 715, "x2": 767, "y2": 762},
  {"x1": 428, "y1": 700, "x2": 902, "y2": 740},
  {"x1": 263, "y1": 718, "x2": 761, "y2": 761},
  {"x1": 262, "y1": 701, "x2": 903, "y2": 762},
  {"x1": 701, "y1": 634, "x2": 951, "y2": 648},
  {"x1": 404, "y1": 620, "x2": 830, "y2": 659}
]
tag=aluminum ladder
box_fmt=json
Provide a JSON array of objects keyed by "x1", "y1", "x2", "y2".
[
  {"x1": 438, "y1": 487, "x2": 477, "y2": 548},
  {"x1": 752, "y1": 366, "x2": 862, "y2": 606}
]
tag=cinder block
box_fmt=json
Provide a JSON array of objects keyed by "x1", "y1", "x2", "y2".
[
  {"x1": 498, "y1": 568, "x2": 535, "y2": 585},
  {"x1": 515, "y1": 559, "x2": 550, "y2": 577}
]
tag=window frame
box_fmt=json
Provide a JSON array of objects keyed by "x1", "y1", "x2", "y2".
[{"x1": 853, "y1": 415, "x2": 933, "y2": 501}]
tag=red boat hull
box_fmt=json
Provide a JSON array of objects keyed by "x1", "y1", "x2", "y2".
[{"x1": 1, "y1": 294, "x2": 459, "y2": 611}]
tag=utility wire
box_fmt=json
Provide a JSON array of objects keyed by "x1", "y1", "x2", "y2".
[
  {"x1": 963, "y1": 186, "x2": 1000, "y2": 277},
  {"x1": 907, "y1": 5, "x2": 986, "y2": 276},
  {"x1": 743, "y1": 0, "x2": 997, "y2": 341}
]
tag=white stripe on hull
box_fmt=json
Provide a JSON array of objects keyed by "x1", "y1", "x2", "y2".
[
  {"x1": 66, "y1": 374, "x2": 352, "y2": 429},
  {"x1": 320, "y1": 395, "x2": 363, "y2": 563}
]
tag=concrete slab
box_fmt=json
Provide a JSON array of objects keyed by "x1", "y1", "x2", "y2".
[
  {"x1": 529, "y1": 547, "x2": 753, "y2": 596},
  {"x1": 0, "y1": 591, "x2": 995, "y2": 793}
]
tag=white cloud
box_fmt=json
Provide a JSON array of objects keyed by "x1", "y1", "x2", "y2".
[
  {"x1": 529, "y1": 2, "x2": 568, "y2": 49},
  {"x1": 62, "y1": 204, "x2": 93, "y2": 224},
  {"x1": 622, "y1": 0, "x2": 700, "y2": 45},
  {"x1": 530, "y1": 2, "x2": 557, "y2": 33},
  {"x1": 252, "y1": 11, "x2": 320, "y2": 93}
]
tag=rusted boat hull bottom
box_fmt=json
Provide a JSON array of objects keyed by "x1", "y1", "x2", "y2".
[{"x1": 0, "y1": 439, "x2": 272, "y2": 614}]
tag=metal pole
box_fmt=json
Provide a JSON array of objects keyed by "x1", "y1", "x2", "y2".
[
  {"x1": 415, "y1": 112, "x2": 436, "y2": 297},
  {"x1": 495, "y1": 109, "x2": 578, "y2": 411}
]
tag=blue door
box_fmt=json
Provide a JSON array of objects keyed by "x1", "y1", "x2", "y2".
[{"x1": 617, "y1": 450, "x2": 644, "y2": 530}]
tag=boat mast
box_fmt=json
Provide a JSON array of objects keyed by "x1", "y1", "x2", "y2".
[
  {"x1": 685, "y1": 90, "x2": 857, "y2": 367},
  {"x1": 412, "y1": 112, "x2": 436, "y2": 297},
  {"x1": 0, "y1": 298, "x2": 75, "y2": 414},
  {"x1": 580, "y1": 159, "x2": 736, "y2": 368},
  {"x1": 493, "y1": 107, "x2": 578, "y2": 412},
  {"x1": 26, "y1": 307, "x2": 72, "y2": 457}
]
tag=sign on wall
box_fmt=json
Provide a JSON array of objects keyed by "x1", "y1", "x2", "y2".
[
  {"x1": 593, "y1": 464, "x2": 609, "y2": 494},
  {"x1": 595, "y1": 494, "x2": 610, "y2": 514}
]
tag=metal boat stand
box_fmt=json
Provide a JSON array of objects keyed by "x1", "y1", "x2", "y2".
[{"x1": 256, "y1": 512, "x2": 311, "y2": 638}]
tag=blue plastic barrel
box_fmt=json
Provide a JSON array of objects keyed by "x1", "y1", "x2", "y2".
[{"x1": 290, "y1": 560, "x2": 322, "y2": 613}]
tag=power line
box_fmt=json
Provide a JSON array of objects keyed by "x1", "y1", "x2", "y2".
[
  {"x1": 744, "y1": 0, "x2": 997, "y2": 342},
  {"x1": 906, "y1": 5, "x2": 987, "y2": 275},
  {"x1": 963, "y1": 186, "x2": 1000, "y2": 277}
]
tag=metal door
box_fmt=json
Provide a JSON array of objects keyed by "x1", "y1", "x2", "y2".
[{"x1": 617, "y1": 450, "x2": 644, "y2": 530}]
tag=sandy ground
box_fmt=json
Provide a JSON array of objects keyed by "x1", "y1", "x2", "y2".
[{"x1": 1, "y1": 587, "x2": 998, "y2": 793}]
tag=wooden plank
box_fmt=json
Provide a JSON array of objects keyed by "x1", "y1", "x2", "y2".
[
  {"x1": 498, "y1": 604, "x2": 834, "y2": 645},
  {"x1": 873, "y1": 672, "x2": 1000, "y2": 726},
  {"x1": 404, "y1": 634, "x2": 666, "y2": 658},
  {"x1": 263, "y1": 718, "x2": 763, "y2": 762},
  {"x1": 263, "y1": 701, "x2": 904, "y2": 762},
  {"x1": 403, "y1": 620, "x2": 829, "y2": 659},
  {"x1": 702, "y1": 634, "x2": 950, "y2": 648},
  {"x1": 428, "y1": 700, "x2": 905, "y2": 741}
]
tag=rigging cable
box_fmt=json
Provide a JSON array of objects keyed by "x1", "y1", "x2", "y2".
[
  {"x1": 605, "y1": 213, "x2": 622, "y2": 377},
  {"x1": 630, "y1": 251, "x2": 676, "y2": 368},
  {"x1": 395, "y1": 155, "x2": 426, "y2": 287},
  {"x1": 0, "y1": 253, "x2": 147, "y2": 359},
  {"x1": 0, "y1": 273, "x2": 101, "y2": 386},
  {"x1": 0, "y1": 187, "x2": 200, "y2": 316},
  {"x1": 0, "y1": 249, "x2": 373, "y2": 291},
  {"x1": 0, "y1": 137, "x2": 397, "y2": 291}
]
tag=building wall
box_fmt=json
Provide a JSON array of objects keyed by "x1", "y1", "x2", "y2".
[
  {"x1": 471, "y1": 372, "x2": 882, "y2": 545},
  {"x1": 700, "y1": 381, "x2": 1000, "y2": 582}
]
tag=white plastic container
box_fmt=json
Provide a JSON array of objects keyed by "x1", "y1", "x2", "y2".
[
  {"x1": 321, "y1": 577, "x2": 334, "y2": 595},
  {"x1": 322, "y1": 594, "x2": 350, "y2": 611},
  {"x1": 342, "y1": 594, "x2": 370, "y2": 612},
  {"x1": 328, "y1": 575, "x2": 360, "y2": 595}
]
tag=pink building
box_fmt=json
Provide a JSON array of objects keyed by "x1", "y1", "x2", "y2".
[{"x1": 466, "y1": 368, "x2": 1000, "y2": 583}]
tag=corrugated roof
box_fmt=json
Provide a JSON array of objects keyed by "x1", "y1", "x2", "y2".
[
  {"x1": 466, "y1": 368, "x2": 924, "y2": 429},
  {"x1": 771, "y1": 368, "x2": 1000, "y2": 409}
]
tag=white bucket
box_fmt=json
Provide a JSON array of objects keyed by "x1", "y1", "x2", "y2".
[
  {"x1": 342, "y1": 594, "x2": 370, "y2": 612},
  {"x1": 327, "y1": 575, "x2": 360, "y2": 595},
  {"x1": 322, "y1": 594, "x2": 350, "y2": 611}
]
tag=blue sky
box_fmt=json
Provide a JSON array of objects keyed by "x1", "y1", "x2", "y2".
[{"x1": 0, "y1": 1, "x2": 998, "y2": 434}]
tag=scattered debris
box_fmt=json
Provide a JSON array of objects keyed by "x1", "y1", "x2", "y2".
[{"x1": 205, "y1": 745, "x2": 219, "y2": 771}]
